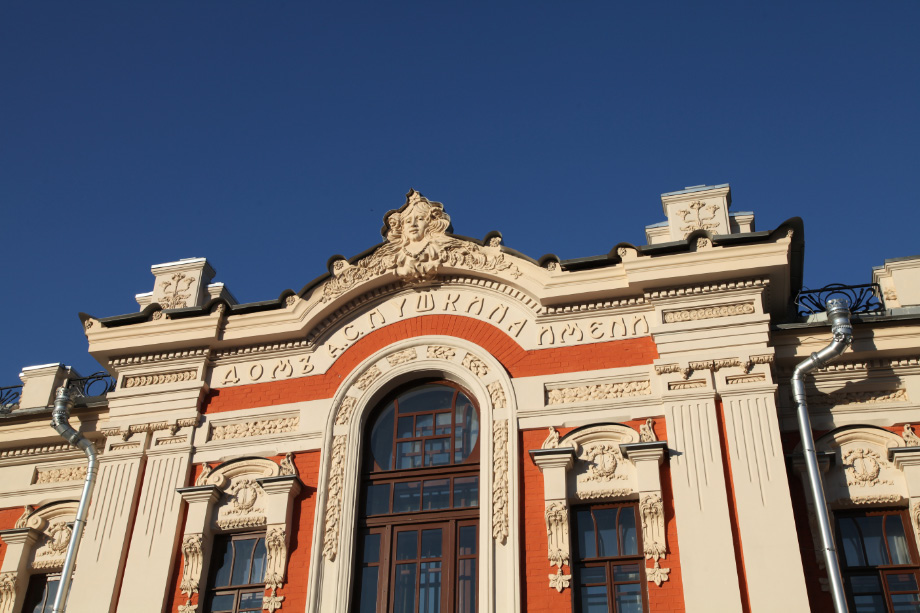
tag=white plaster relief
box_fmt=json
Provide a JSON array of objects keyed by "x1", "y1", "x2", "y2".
[
  {"x1": 668, "y1": 380, "x2": 707, "y2": 390},
  {"x1": 662, "y1": 301, "x2": 754, "y2": 323},
  {"x1": 386, "y1": 348, "x2": 417, "y2": 366},
  {"x1": 32, "y1": 520, "x2": 72, "y2": 570},
  {"x1": 546, "y1": 380, "x2": 651, "y2": 405},
  {"x1": 462, "y1": 353, "x2": 489, "y2": 378},
  {"x1": 334, "y1": 397, "x2": 358, "y2": 426},
  {"x1": 319, "y1": 190, "x2": 521, "y2": 302},
  {"x1": 0, "y1": 572, "x2": 18, "y2": 613},
  {"x1": 218, "y1": 479, "x2": 267, "y2": 530},
  {"x1": 639, "y1": 418, "x2": 657, "y2": 443},
  {"x1": 492, "y1": 420, "x2": 509, "y2": 544},
  {"x1": 179, "y1": 533, "x2": 203, "y2": 611},
  {"x1": 427, "y1": 345, "x2": 456, "y2": 360},
  {"x1": 34, "y1": 464, "x2": 87, "y2": 484},
  {"x1": 647, "y1": 561, "x2": 671, "y2": 586},
  {"x1": 354, "y1": 365, "x2": 382, "y2": 391},
  {"x1": 122, "y1": 369, "x2": 196, "y2": 388},
  {"x1": 843, "y1": 448, "x2": 894, "y2": 487},
  {"x1": 726, "y1": 374, "x2": 766, "y2": 385},
  {"x1": 323, "y1": 435, "x2": 347, "y2": 561},
  {"x1": 263, "y1": 526, "x2": 287, "y2": 612},
  {"x1": 640, "y1": 493, "x2": 666, "y2": 561},
  {"x1": 542, "y1": 426, "x2": 560, "y2": 449},
  {"x1": 545, "y1": 502, "x2": 571, "y2": 593},
  {"x1": 279, "y1": 452, "x2": 297, "y2": 477},
  {"x1": 210, "y1": 417, "x2": 299, "y2": 441},
  {"x1": 487, "y1": 381, "x2": 506, "y2": 409},
  {"x1": 807, "y1": 388, "x2": 908, "y2": 407},
  {"x1": 902, "y1": 424, "x2": 920, "y2": 446},
  {"x1": 676, "y1": 200, "x2": 720, "y2": 237}
]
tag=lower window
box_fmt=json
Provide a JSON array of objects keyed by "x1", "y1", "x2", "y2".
[
  {"x1": 836, "y1": 509, "x2": 920, "y2": 613},
  {"x1": 204, "y1": 532, "x2": 268, "y2": 613},
  {"x1": 572, "y1": 504, "x2": 647, "y2": 613},
  {"x1": 22, "y1": 573, "x2": 60, "y2": 613}
]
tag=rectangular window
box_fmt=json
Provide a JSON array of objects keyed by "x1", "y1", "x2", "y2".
[
  {"x1": 572, "y1": 504, "x2": 647, "y2": 613},
  {"x1": 836, "y1": 509, "x2": 920, "y2": 613},
  {"x1": 205, "y1": 532, "x2": 267, "y2": 613},
  {"x1": 22, "y1": 573, "x2": 61, "y2": 613}
]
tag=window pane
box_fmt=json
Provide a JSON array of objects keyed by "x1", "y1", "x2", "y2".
[
  {"x1": 399, "y1": 386, "x2": 455, "y2": 413},
  {"x1": 453, "y1": 477, "x2": 478, "y2": 508},
  {"x1": 370, "y1": 403, "x2": 395, "y2": 471},
  {"x1": 425, "y1": 438, "x2": 451, "y2": 466},
  {"x1": 44, "y1": 579, "x2": 60, "y2": 613},
  {"x1": 850, "y1": 575, "x2": 883, "y2": 594},
  {"x1": 856, "y1": 516, "x2": 889, "y2": 566},
  {"x1": 212, "y1": 538, "x2": 234, "y2": 587},
  {"x1": 393, "y1": 481, "x2": 421, "y2": 513},
  {"x1": 422, "y1": 479, "x2": 450, "y2": 510},
  {"x1": 398, "y1": 416, "x2": 414, "y2": 439},
  {"x1": 357, "y1": 566, "x2": 380, "y2": 613},
  {"x1": 457, "y1": 558, "x2": 476, "y2": 613},
  {"x1": 251, "y1": 537, "x2": 267, "y2": 583},
  {"x1": 362, "y1": 533, "x2": 382, "y2": 565},
  {"x1": 416, "y1": 414, "x2": 434, "y2": 437},
  {"x1": 595, "y1": 508, "x2": 618, "y2": 557},
  {"x1": 887, "y1": 516, "x2": 914, "y2": 565},
  {"x1": 396, "y1": 441, "x2": 422, "y2": 469},
  {"x1": 890, "y1": 593, "x2": 920, "y2": 612},
  {"x1": 887, "y1": 572, "x2": 920, "y2": 593},
  {"x1": 209, "y1": 593, "x2": 235, "y2": 612},
  {"x1": 853, "y1": 594, "x2": 888, "y2": 613},
  {"x1": 576, "y1": 510, "x2": 597, "y2": 559},
  {"x1": 420, "y1": 561, "x2": 442, "y2": 613},
  {"x1": 579, "y1": 585, "x2": 609, "y2": 613},
  {"x1": 615, "y1": 583, "x2": 643, "y2": 613},
  {"x1": 366, "y1": 483, "x2": 391, "y2": 516},
  {"x1": 239, "y1": 591, "x2": 264, "y2": 611},
  {"x1": 613, "y1": 563, "x2": 641, "y2": 583},
  {"x1": 578, "y1": 566, "x2": 607, "y2": 585},
  {"x1": 454, "y1": 395, "x2": 479, "y2": 463},
  {"x1": 421, "y1": 529, "x2": 442, "y2": 559},
  {"x1": 840, "y1": 517, "x2": 867, "y2": 567},
  {"x1": 619, "y1": 507, "x2": 638, "y2": 556},
  {"x1": 435, "y1": 413, "x2": 451, "y2": 435},
  {"x1": 397, "y1": 531, "x2": 418, "y2": 560},
  {"x1": 458, "y1": 525, "x2": 477, "y2": 556},
  {"x1": 231, "y1": 538, "x2": 257, "y2": 585},
  {"x1": 394, "y1": 564, "x2": 418, "y2": 611}
]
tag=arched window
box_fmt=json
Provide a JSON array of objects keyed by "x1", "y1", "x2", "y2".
[{"x1": 353, "y1": 381, "x2": 480, "y2": 613}]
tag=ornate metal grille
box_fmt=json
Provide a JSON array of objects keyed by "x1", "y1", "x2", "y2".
[
  {"x1": 795, "y1": 284, "x2": 883, "y2": 316},
  {"x1": 0, "y1": 385, "x2": 22, "y2": 412},
  {"x1": 67, "y1": 372, "x2": 116, "y2": 398}
]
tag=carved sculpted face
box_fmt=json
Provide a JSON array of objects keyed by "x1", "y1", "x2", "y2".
[{"x1": 402, "y1": 204, "x2": 429, "y2": 243}]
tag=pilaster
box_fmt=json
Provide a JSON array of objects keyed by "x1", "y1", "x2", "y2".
[{"x1": 0, "y1": 528, "x2": 40, "y2": 613}]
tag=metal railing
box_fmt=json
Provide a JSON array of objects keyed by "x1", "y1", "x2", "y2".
[
  {"x1": 0, "y1": 385, "x2": 22, "y2": 412},
  {"x1": 66, "y1": 372, "x2": 116, "y2": 398},
  {"x1": 795, "y1": 283, "x2": 883, "y2": 316}
]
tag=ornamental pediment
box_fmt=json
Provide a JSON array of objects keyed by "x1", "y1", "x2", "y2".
[
  {"x1": 815, "y1": 427, "x2": 909, "y2": 506},
  {"x1": 320, "y1": 190, "x2": 524, "y2": 302}
]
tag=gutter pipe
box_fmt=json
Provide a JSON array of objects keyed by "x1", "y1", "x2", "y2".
[
  {"x1": 791, "y1": 298, "x2": 853, "y2": 613},
  {"x1": 49, "y1": 383, "x2": 99, "y2": 613}
]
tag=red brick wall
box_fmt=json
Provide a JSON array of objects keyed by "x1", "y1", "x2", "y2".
[
  {"x1": 203, "y1": 315, "x2": 658, "y2": 414},
  {"x1": 520, "y1": 418, "x2": 685, "y2": 613},
  {"x1": 0, "y1": 506, "x2": 25, "y2": 568}
]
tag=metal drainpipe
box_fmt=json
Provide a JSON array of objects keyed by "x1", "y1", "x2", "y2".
[
  {"x1": 49, "y1": 383, "x2": 99, "y2": 613},
  {"x1": 791, "y1": 298, "x2": 853, "y2": 613}
]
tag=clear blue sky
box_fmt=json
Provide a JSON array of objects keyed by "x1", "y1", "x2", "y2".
[{"x1": 1, "y1": 1, "x2": 918, "y2": 383}]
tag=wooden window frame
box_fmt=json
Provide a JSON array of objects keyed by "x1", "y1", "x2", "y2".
[
  {"x1": 835, "y1": 508, "x2": 920, "y2": 613},
  {"x1": 353, "y1": 380, "x2": 480, "y2": 613},
  {"x1": 203, "y1": 531, "x2": 268, "y2": 613},
  {"x1": 21, "y1": 572, "x2": 61, "y2": 613},
  {"x1": 572, "y1": 502, "x2": 648, "y2": 613}
]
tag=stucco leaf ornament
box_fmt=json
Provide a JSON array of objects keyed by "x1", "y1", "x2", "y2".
[
  {"x1": 647, "y1": 561, "x2": 671, "y2": 586},
  {"x1": 321, "y1": 190, "x2": 521, "y2": 301},
  {"x1": 902, "y1": 423, "x2": 920, "y2": 447},
  {"x1": 542, "y1": 426, "x2": 560, "y2": 449},
  {"x1": 160, "y1": 272, "x2": 196, "y2": 309},
  {"x1": 639, "y1": 418, "x2": 657, "y2": 442},
  {"x1": 677, "y1": 200, "x2": 720, "y2": 238}
]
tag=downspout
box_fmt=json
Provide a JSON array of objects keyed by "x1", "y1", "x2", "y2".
[
  {"x1": 791, "y1": 298, "x2": 853, "y2": 613},
  {"x1": 49, "y1": 383, "x2": 99, "y2": 613}
]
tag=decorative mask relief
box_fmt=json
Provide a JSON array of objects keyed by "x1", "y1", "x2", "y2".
[
  {"x1": 815, "y1": 427, "x2": 908, "y2": 507},
  {"x1": 320, "y1": 190, "x2": 521, "y2": 301}
]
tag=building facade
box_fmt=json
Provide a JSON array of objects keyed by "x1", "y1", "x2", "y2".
[{"x1": 1, "y1": 185, "x2": 919, "y2": 613}]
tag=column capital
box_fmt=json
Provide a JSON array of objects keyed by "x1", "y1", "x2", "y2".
[{"x1": 529, "y1": 447, "x2": 576, "y2": 471}]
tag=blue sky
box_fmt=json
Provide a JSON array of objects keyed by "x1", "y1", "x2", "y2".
[{"x1": 1, "y1": 1, "x2": 918, "y2": 383}]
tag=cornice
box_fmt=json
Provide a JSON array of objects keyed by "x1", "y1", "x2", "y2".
[{"x1": 109, "y1": 348, "x2": 210, "y2": 368}]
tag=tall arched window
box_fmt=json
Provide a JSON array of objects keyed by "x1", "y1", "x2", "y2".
[{"x1": 352, "y1": 381, "x2": 480, "y2": 613}]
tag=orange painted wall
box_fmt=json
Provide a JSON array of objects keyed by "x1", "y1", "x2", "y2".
[
  {"x1": 203, "y1": 315, "x2": 658, "y2": 414},
  {"x1": 520, "y1": 418, "x2": 685, "y2": 613},
  {"x1": 0, "y1": 506, "x2": 25, "y2": 568}
]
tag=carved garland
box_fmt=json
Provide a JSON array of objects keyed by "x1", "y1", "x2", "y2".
[
  {"x1": 492, "y1": 421, "x2": 509, "y2": 544},
  {"x1": 323, "y1": 435, "x2": 348, "y2": 561},
  {"x1": 546, "y1": 380, "x2": 651, "y2": 405}
]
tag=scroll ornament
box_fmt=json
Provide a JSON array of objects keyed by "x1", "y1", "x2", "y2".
[
  {"x1": 179, "y1": 534, "x2": 203, "y2": 613},
  {"x1": 639, "y1": 418, "x2": 657, "y2": 443},
  {"x1": 263, "y1": 527, "x2": 287, "y2": 612},
  {"x1": 545, "y1": 502, "x2": 571, "y2": 592},
  {"x1": 321, "y1": 190, "x2": 521, "y2": 302}
]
